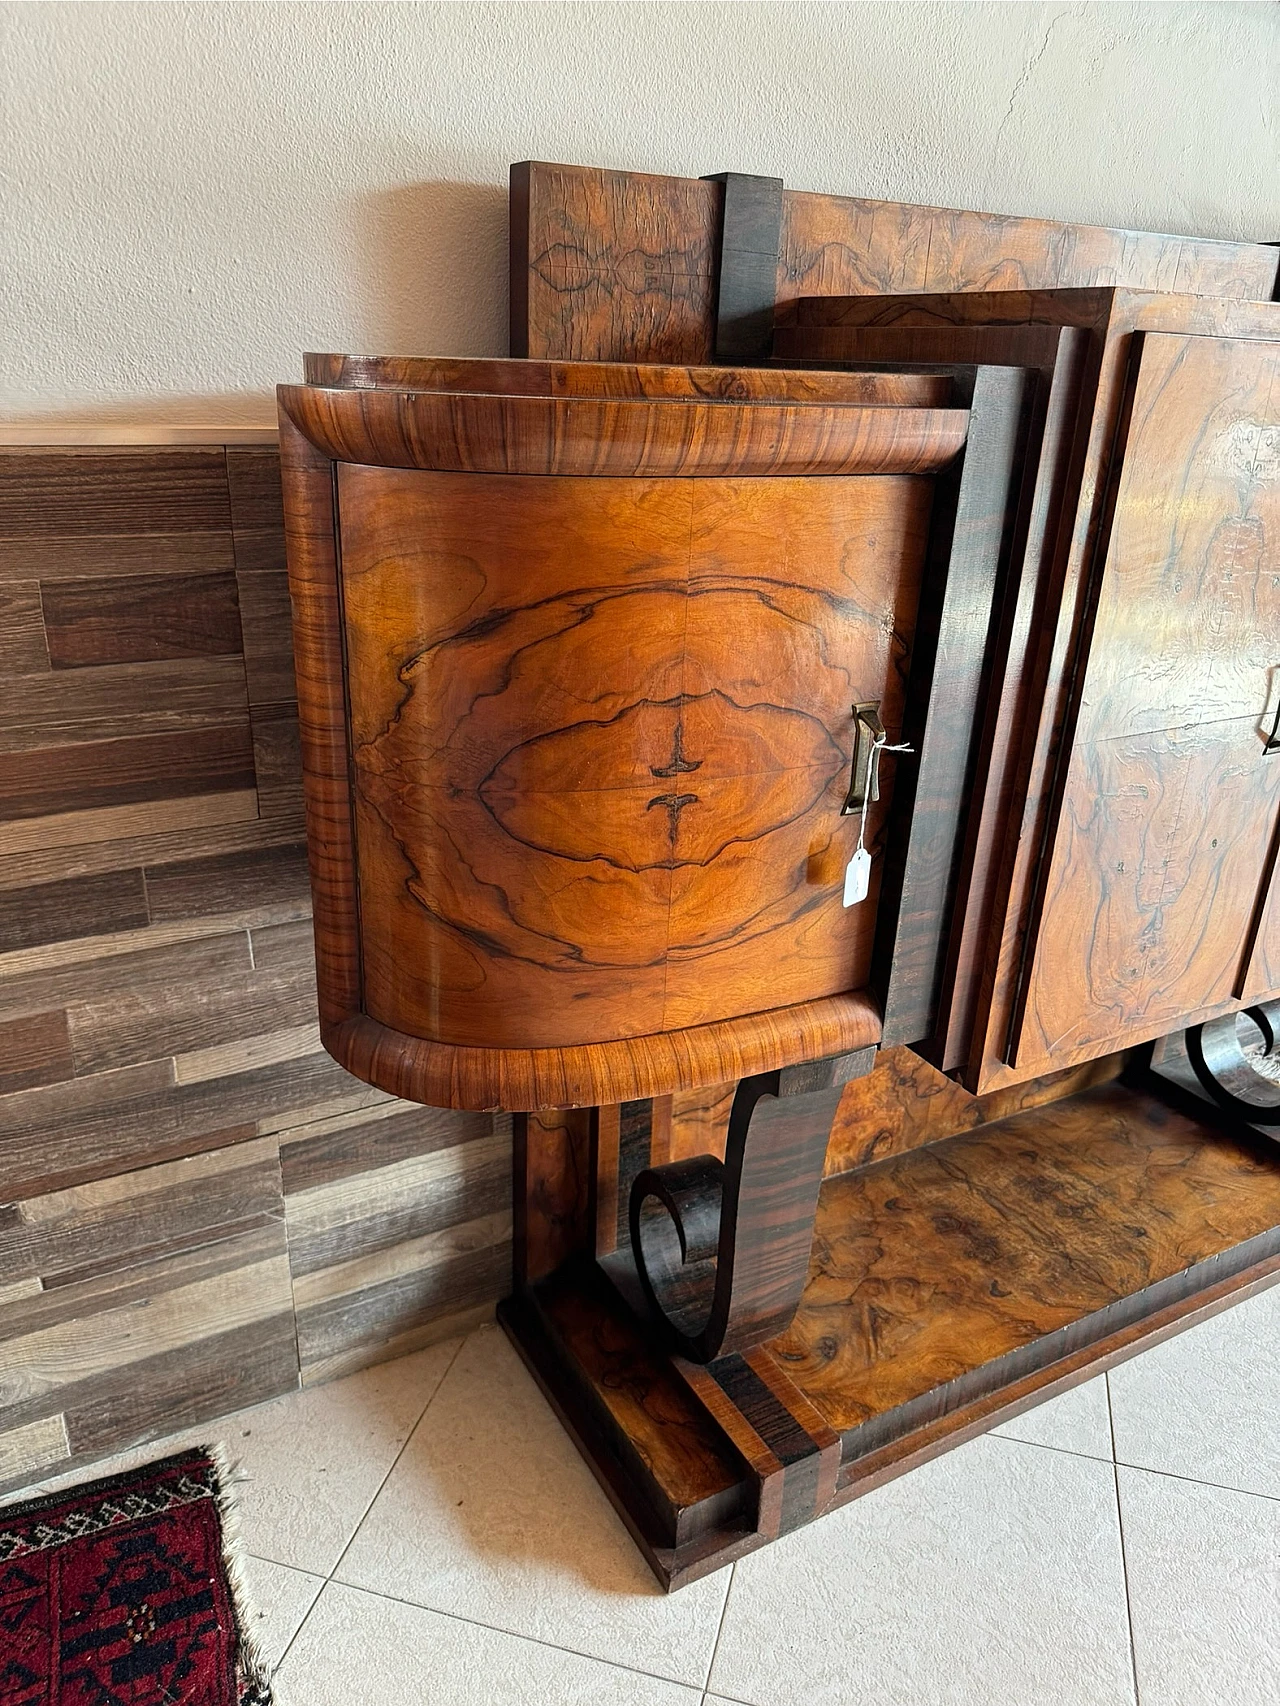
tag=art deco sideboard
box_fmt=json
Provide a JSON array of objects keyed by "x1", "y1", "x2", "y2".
[{"x1": 278, "y1": 161, "x2": 1280, "y2": 1587}]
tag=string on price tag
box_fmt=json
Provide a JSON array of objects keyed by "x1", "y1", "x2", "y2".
[{"x1": 842, "y1": 731, "x2": 912, "y2": 907}]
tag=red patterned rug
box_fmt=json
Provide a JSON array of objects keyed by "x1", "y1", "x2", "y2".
[{"x1": 0, "y1": 1447, "x2": 271, "y2": 1706}]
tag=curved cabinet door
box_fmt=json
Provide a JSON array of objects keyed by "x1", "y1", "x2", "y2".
[
  {"x1": 339, "y1": 467, "x2": 930, "y2": 1050},
  {"x1": 1013, "y1": 331, "x2": 1280, "y2": 1074}
]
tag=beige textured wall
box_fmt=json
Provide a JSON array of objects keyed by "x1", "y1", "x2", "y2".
[{"x1": 2, "y1": 0, "x2": 1276, "y2": 425}]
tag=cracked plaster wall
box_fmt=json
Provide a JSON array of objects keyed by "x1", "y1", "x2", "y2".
[{"x1": 1, "y1": 0, "x2": 1275, "y2": 424}]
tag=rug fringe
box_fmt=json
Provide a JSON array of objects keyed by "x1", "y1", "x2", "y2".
[{"x1": 206, "y1": 1443, "x2": 275, "y2": 1705}]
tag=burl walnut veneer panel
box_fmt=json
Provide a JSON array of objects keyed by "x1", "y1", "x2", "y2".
[
  {"x1": 781, "y1": 291, "x2": 1280, "y2": 1090},
  {"x1": 508, "y1": 1071, "x2": 1280, "y2": 1587},
  {"x1": 510, "y1": 161, "x2": 1280, "y2": 366},
  {"x1": 341, "y1": 468, "x2": 930, "y2": 1050},
  {"x1": 1014, "y1": 330, "x2": 1280, "y2": 1071},
  {"x1": 774, "y1": 1081, "x2": 1280, "y2": 1453},
  {"x1": 0, "y1": 445, "x2": 511, "y2": 1499},
  {"x1": 280, "y1": 367, "x2": 983, "y2": 1108}
]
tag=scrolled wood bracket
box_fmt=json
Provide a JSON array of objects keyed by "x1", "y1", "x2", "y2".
[
  {"x1": 629, "y1": 1047, "x2": 875, "y2": 1362},
  {"x1": 1185, "y1": 1000, "x2": 1280, "y2": 1124}
]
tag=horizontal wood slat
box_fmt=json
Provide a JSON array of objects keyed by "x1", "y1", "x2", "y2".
[
  {"x1": 0, "y1": 443, "x2": 512, "y2": 1497},
  {"x1": 41, "y1": 571, "x2": 244, "y2": 669},
  {"x1": 0, "y1": 450, "x2": 232, "y2": 537}
]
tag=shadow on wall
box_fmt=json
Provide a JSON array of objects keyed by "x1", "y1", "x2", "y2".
[
  {"x1": 3, "y1": 180, "x2": 511, "y2": 427},
  {"x1": 353, "y1": 180, "x2": 510, "y2": 360}
]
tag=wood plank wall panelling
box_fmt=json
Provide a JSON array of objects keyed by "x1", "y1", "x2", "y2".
[{"x1": 0, "y1": 445, "x2": 508, "y2": 1498}]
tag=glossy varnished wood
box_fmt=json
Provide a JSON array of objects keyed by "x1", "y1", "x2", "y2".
[
  {"x1": 335, "y1": 464, "x2": 933, "y2": 1053},
  {"x1": 510, "y1": 160, "x2": 1280, "y2": 366},
  {"x1": 782, "y1": 290, "x2": 1280, "y2": 1089},
  {"x1": 301, "y1": 351, "x2": 949, "y2": 406},
  {"x1": 502, "y1": 1072, "x2": 1280, "y2": 1586},
  {"x1": 871, "y1": 364, "x2": 1036, "y2": 1046},
  {"x1": 773, "y1": 1079, "x2": 1280, "y2": 1448},
  {"x1": 1013, "y1": 328, "x2": 1280, "y2": 1072},
  {"x1": 278, "y1": 383, "x2": 964, "y2": 478},
  {"x1": 279, "y1": 366, "x2": 980, "y2": 1106},
  {"x1": 325, "y1": 995, "x2": 882, "y2": 1113},
  {"x1": 629, "y1": 1050, "x2": 872, "y2": 1362}
]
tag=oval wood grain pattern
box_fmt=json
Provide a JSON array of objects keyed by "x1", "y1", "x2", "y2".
[
  {"x1": 280, "y1": 369, "x2": 941, "y2": 1106},
  {"x1": 301, "y1": 351, "x2": 951, "y2": 407},
  {"x1": 339, "y1": 467, "x2": 930, "y2": 1051},
  {"x1": 278, "y1": 385, "x2": 966, "y2": 479},
  {"x1": 510, "y1": 161, "x2": 1280, "y2": 368}
]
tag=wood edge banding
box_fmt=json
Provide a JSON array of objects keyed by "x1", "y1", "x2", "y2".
[{"x1": 322, "y1": 995, "x2": 882, "y2": 1112}]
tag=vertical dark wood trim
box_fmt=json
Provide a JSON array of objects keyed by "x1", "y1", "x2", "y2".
[
  {"x1": 616, "y1": 1098, "x2": 655, "y2": 1253},
  {"x1": 873, "y1": 365, "x2": 1037, "y2": 1047},
  {"x1": 701, "y1": 172, "x2": 784, "y2": 360},
  {"x1": 628, "y1": 1050, "x2": 873, "y2": 1362}
]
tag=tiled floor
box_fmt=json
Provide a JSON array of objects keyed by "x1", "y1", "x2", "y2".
[{"x1": 14, "y1": 1287, "x2": 1280, "y2": 1706}]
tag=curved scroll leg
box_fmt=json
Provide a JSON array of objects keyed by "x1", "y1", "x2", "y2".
[
  {"x1": 629, "y1": 1048, "x2": 874, "y2": 1363},
  {"x1": 1185, "y1": 999, "x2": 1280, "y2": 1124}
]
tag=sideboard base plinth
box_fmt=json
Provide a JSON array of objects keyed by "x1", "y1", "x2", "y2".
[{"x1": 500, "y1": 1074, "x2": 1280, "y2": 1590}]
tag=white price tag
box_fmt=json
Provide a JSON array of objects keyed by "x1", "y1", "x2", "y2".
[{"x1": 843, "y1": 846, "x2": 872, "y2": 907}]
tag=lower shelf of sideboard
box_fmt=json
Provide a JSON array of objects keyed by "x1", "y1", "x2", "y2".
[{"x1": 500, "y1": 1075, "x2": 1280, "y2": 1590}]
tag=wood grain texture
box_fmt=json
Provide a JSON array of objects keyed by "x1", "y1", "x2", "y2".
[
  {"x1": 514, "y1": 1106, "x2": 592, "y2": 1285},
  {"x1": 511, "y1": 161, "x2": 721, "y2": 365},
  {"x1": 0, "y1": 868, "x2": 149, "y2": 952},
  {"x1": 630, "y1": 1052, "x2": 868, "y2": 1361},
  {"x1": 0, "y1": 441, "x2": 516, "y2": 1493},
  {"x1": 703, "y1": 172, "x2": 784, "y2": 360},
  {"x1": 772, "y1": 1081, "x2": 1280, "y2": 1451},
  {"x1": 1242, "y1": 820, "x2": 1280, "y2": 1002},
  {"x1": 0, "y1": 533, "x2": 236, "y2": 585},
  {"x1": 511, "y1": 160, "x2": 1280, "y2": 365},
  {"x1": 0, "y1": 584, "x2": 49, "y2": 674},
  {"x1": 1015, "y1": 330, "x2": 1280, "y2": 1071},
  {"x1": 280, "y1": 383, "x2": 965, "y2": 478},
  {"x1": 502, "y1": 1263, "x2": 750, "y2": 1552},
  {"x1": 327, "y1": 995, "x2": 883, "y2": 1115},
  {"x1": 675, "y1": 1348, "x2": 840, "y2": 1540},
  {"x1": 783, "y1": 292, "x2": 1280, "y2": 1091},
  {"x1": 0, "y1": 451, "x2": 232, "y2": 537},
  {"x1": 0, "y1": 724, "x2": 257, "y2": 822},
  {"x1": 338, "y1": 466, "x2": 929, "y2": 1057},
  {"x1": 779, "y1": 191, "x2": 1280, "y2": 305},
  {"x1": 41, "y1": 571, "x2": 243, "y2": 668},
  {"x1": 871, "y1": 364, "x2": 1035, "y2": 1048},
  {"x1": 279, "y1": 366, "x2": 986, "y2": 1106},
  {"x1": 0, "y1": 1010, "x2": 74, "y2": 1095},
  {"x1": 500, "y1": 1075, "x2": 1280, "y2": 1588},
  {"x1": 302, "y1": 349, "x2": 950, "y2": 407}
]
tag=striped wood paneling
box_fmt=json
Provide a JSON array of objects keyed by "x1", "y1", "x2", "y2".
[{"x1": 0, "y1": 445, "x2": 508, "y2": 1496}]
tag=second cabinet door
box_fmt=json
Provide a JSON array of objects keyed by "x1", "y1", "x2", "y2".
[{"x1": 1012, "y1": 330, "x2": 1280, "y2": 1074}]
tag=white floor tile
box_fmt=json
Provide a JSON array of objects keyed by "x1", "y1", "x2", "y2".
[
  {"x1": 272, "y1": 1580, "x2": 703, "y2": 1706},
  {"x1": 238, "y1": 1554, "x2": 325, "y2": 1671},
  {"x1": 21, "y1": 1337, "x2": 462, "y2": 1573},
  {"x1": 1108, "y1": 1284, "x2": 1280, "y2": 1498},
  {"x1": 990, "y1": 1373, "x2": 1113, "y2": 1458},
  {"x1": 209, "y1": 1339, "x2": 462, "y2": 1573},
  {"x1": 335, "y1": 1325, "x2": 730, "y2": 1687},
  {"x1": 1119, "y1": 1464, "x2": 1280, "y2": 1706},
  {"x1": 708, "y1": 1434, "x2": 1135, "y2": 1706}
]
